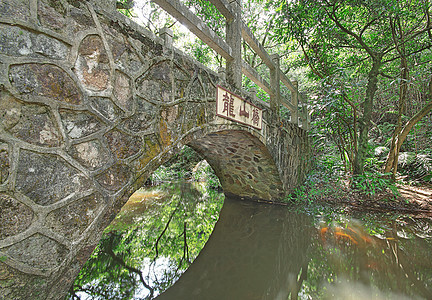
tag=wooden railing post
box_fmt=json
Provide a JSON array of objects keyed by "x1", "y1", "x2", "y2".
[
  {"x1": 302, "y1": 94, "x2": 310, "y2": 131},
  {"x1": 270, "y1": 54, "x2": 281, "y2": 116},
  {"x1": 152, "y1": 0, "x2": 310, "y2": 130},
  {"x1": 292, "y1": 80, "x2": 299, "y2": 125},
  {"x1": 226, "y1": 0, "x2": 242, "y2": 90}
]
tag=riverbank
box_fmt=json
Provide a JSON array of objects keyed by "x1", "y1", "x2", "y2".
[{"x1": 304, "y1": 181, "x2": 432, "y2": 216}]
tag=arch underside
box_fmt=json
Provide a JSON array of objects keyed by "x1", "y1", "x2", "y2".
[{"x1": 189, "y1": 130, "x2": 284, "y2": 200}]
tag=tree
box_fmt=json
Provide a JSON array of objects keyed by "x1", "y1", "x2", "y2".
[{"x1": 270, "y1": 0, "x2": 432, "y2": 177}]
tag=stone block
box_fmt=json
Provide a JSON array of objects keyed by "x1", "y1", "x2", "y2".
[
  {"x1": 0, "y1": 140, "x2": 9, "y2": 185},
  {"x1": 69, "y1": 140, "x2": 111, "y2": 171},
  {"x1": 16, "y1": 150, "x2": 90, "y2": 206},
  {"x1": 89, "y1": 96, "x2": 123, "y2": 121},
  {"x1": 69, "y1": 6, "x2": 95, "y2": 33},
  {"x1": 9, "y1": 104, "x2": 62, "y2": 147},
  {"x1": 121, "y1": 98, "x2": 157, "y2": 133},
  {"x1": 0, "y1": 0, "x2": 30, "y2": 22},
  {"x1": 0, "y1": 25, "x2": 69, "y2": 59},
  {"x1": 37, "y1": 0, "x2": 67, "y2": 32},
  {"x1": 3, "y1": 233, "x2": 67, "y2": 269},
  {"x1": 0, "y1": 194, "x2": 33, "y2": 240},
  {"x1": 187, "y1": 77, "x2": 205, "y2": 100},
  {"x1": 9, "y1": 63, "x2": 82, "y2": 105},
  {"x1": 95, "y1": 163, "x2": 131, "y2": 191},
  {"x1": 60, "y1": 109, "x2": 103, "y2": 139},
  {"x1": 104, "y1": 130, "x2": 142, "y2": 160},
  {"x1": 110, "y1": 37, "x2": 144, "y2": 74},
  {"x1": 45, "y1": 193, "x2": 103, "y2": 240},
  {"x1": 113, "y1": 70, "x2": 133, "y2": 112},
  {"x1": 0, "y1": 262, "x2": 48, "y2": 300},
  {"x1": 136, "y1": 61, "x2": 173, "y2": 102},
  {"x1": 75, "y1": 35, "x2": 110, "y2": 91}
]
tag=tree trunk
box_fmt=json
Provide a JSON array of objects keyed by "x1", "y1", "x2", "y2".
[
  {"x1": 353, "y1": 56, "x2": 382, "y2": 175},
  {"x1": 384, "y1": 76, "x2": 432, "y2": 175},
  {"x1": 384, "y1": 17, "x2": 409, "y2": 180}
]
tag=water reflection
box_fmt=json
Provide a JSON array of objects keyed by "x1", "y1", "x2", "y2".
[
  {"x1": 305, "y1": 214, "x2": 432, "y2": 299},
  {"x1": 69, "y1": 182, "x2": 224, "y2": 299},
  {"x1": 157, "y1": 197, "x2": 312, "y2": 300},
  {"x1": 69, "y1": 182, "x2": 432, "y2": 299}
]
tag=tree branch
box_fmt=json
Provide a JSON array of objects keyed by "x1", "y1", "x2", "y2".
[
  {"x1": 322, "y1": 4, "x2": 375, "y2": 57},
  {"x1": 360, "y1": 17, "x2": 378, "y2": 38},
  {"x1": 154, "y1": 206, "x2": 178, "y2": 259},
  {"x1": 106, "y1": 236, "x2": 154, "y2": 297}
]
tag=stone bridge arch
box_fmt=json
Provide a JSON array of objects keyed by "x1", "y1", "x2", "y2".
[
  {"x1": 187, "y1": 129, "x2": 284, "y2": 200},
  {"x1": 0, "y1": 0, "x2": 310, "y2": 299}
]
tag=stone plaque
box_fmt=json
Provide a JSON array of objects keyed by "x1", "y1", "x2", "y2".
[{"x1": 216, "y1": 86, "x2": 262, "y2": 130}]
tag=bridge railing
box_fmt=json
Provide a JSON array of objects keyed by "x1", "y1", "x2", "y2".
[{"x1": 152, "y1": 0, "x2": 310, "y2": 130}]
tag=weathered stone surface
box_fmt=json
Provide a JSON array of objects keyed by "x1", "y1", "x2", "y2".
[
  {"x1": 159, "y1": 118, "x2": 173, "y2": 148},
  {"x1": 45, "y1": 193, "x2": 103, "y2": 240},
  {"x1": 0, "y1": 24, "x2": 68, "y2": 59},
  {"x1": 181, "y1": 103, "x2": 206, "y2": 133},
  {"x1": 69, "y1": 6, "x2": 95, "y2": 33},
  {"x1": 60, "y1": 109, "x2": 103, "y2": 139},
  {"x1": 135, "y1": 135, "x2": 161, "y2": 170},
  {"x1": 37, "y1": 0, "x2": 67, "y2": 32},
  {"x1": 121, "y1": 98, "x2": 157, "y2": 132},
  {"x1": 0, "y1": 89, "x2": 21, "y2": 130},
  {"x1": 9, "y1": 104, "x2": 62, "y2": 147},
  {"x1": 69, "y1": 140, "x2": 111, "y2": 170},
  {"x1": 16, "y1": 150, "x2": 90, "y2": 206},
  {"x1": 136, "y1": 61, "x2": 172, "y2": 102},
  {"x1": 0, "y1": 141, "x2": 9, "y2": 184},
  {"x1": 161, "y1": 105, "x2": 179, "y2": 125},
  {"x1": 1, "y1": 89, "x2": 61, "y2": 146},
  {"x1": 111, "y1": 37, "x2": 143, "y2": 74},
  {"x1": 89, "y1": 97, "x2": 123, "y2": 121},
  {"x1": 113, "y1": 70, "x2": 132, "y2": 111},
  {"x1": 0, "y1": 194, "x2": 33, "y2": 240},
  {"x1": 104, "y1": 130, "x2": 142, "y2": 160},
  {"x1": 0, "y1": 0, "x2": 30, "y2": 22},
  {"x1": 9, "y1": 64, "x2": 82, "y2": 105},
  {"x1": 173, "y1": 65, "x2": 191, "y2": 99},
  {"x1": 75, "y1": 35, "x2": 110, "y2": 91},
  {"x1": 0, "y1": 262, "x2": 48, "y2": 300},
  {"x1": 200, "y1": 72, "x2": 217, "y2": 99},
  {"x1": 3, "y1": 233, "x2": 67, "y2": 269},
  {"x1": 95, "y1": 163, "x2": 131, "y2": 191},
  {"x1": 187, "y1": 77, "x2": 205, "y2": 100},
  {"x1": 189, "y1": 130, "x2": 285, "y2": 200}
]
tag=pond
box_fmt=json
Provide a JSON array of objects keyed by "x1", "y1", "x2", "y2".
[{"x1": 68, "y1": 181, "x2": 432, "y2": 299}]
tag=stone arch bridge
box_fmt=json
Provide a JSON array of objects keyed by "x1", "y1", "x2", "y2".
[{"x1": 0, "y1": 0, "x2": 310, "y2": 299}]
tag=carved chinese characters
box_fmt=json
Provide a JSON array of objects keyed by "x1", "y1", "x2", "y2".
[{"x1": 216, "y1": 86, "x2": 262, "y2": 130}]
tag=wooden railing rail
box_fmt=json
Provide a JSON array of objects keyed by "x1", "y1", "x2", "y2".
[{"x1": 151, "y1": 0, "x2": 309, "y2": 129}]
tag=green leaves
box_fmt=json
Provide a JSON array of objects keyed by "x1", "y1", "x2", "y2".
[
  {"x1": 352, "y1": 171, "x2": 399, "y2": 197},
  {"x1": 68, "y1": 182, "x2": 224, "y2": 299}
]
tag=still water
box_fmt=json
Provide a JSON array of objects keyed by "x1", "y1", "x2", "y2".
[{"x1": 69, "y1": 181, "x2": 432, "y2": 299}]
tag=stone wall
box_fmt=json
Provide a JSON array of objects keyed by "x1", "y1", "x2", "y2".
[{"x1": 0, "y1": 0, "x2": 310, "y2": 299}]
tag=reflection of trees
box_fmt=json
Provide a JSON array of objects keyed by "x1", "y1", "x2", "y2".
[
  {"x1": 68, "y1": 183, "x2": 432, "y2": 299},
  {"x1": 380, "y1": 219, "x2": 432, "y2": 298},
  {"x1": 68, "y1": 182, "x2": 224, "y2": 299},
  {"x1": 157, "y1": 198, "x2": 313, "y2": 300},
  {"x1": 302, "y1": 215, "x2": 432, "y2": 299},
  {"x1": 104, "y1": 234, "x2": 154, "y2": 298}
]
